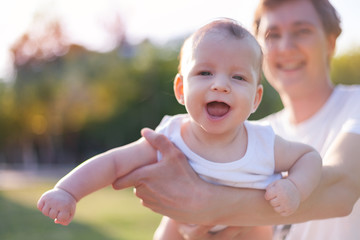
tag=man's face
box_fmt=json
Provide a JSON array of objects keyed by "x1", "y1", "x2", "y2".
[{"x1": 257, "y1": 0, "x2": 334, "y2": 98}]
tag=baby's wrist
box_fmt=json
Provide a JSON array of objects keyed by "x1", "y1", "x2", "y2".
[
  {"x1": 284, "y1": 177, "x2": 303, "y2": 201},
  {"x1": 54, "y1": 186, "x2": 78, "y2": 202}
]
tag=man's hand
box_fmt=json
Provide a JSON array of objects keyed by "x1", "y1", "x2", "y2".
[{"x1": 112, "y1": 128, "x2": 210, "y2": 223}]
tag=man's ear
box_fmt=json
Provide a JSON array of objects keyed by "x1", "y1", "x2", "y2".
[
  {"x1": 252, "y1": 84, "x2": 263, "y2": 113},
  {"x1": 327, "y1": 34, "x2": 337, "y2": 62},
  {"x1": 174, "y1": 73, "x2": 185, "y2": 105}
]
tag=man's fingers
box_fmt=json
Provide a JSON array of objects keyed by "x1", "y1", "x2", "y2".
[
  {"x1": 178, "y1": 224, "x2": 212, "y2": 240},
  {"x1": 214, "y1": 226, "x2": 248, "y2": 239},
  {"x1": 178, "y1": 225, "x2": 248, "y2": 240},
  {"x1": 112, "y1": 167, "x2": 143, "y2": 190}
]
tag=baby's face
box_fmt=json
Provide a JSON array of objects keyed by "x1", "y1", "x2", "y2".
[{"x1": 177, "y1": 32, "x2": 263, "y2": 135}]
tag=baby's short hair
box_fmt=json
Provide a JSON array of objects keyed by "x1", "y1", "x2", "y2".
[{"x1": 178, "y1": 18, "x2": 263, "y2": 84}]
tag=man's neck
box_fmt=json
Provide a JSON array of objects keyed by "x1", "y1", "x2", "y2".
[{"x1": 280, "y1": 83, "x2": 334, "y2": 124}]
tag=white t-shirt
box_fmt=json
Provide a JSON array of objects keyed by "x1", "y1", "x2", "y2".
[
  {"x1": 264, "y1": 85, "x2": 360, "y2": 240},
  {"x1": 156, "y1": 114, "x2": 282, "y2": 189}
]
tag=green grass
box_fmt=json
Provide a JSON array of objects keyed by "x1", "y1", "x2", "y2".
[{"x1": 0, "y1": 180, "x2": 162, "y2": 240}]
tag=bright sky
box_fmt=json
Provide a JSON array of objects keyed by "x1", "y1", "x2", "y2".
[{"x1": 0, "y1": 0, "x2": 359, "y2": 80}]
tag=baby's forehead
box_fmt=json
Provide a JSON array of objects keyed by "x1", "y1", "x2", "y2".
[
  {"x1": 190, "y1": 29, "x2": 262, "y2": 62},
  {"x1": 192, "y1": 24, "x2": 260, "y2": 53},
  {"x1": 192, "y1": 25, "x2": 245, "y2": 46},
  {"x1": 195, "y1": 29, "x2": 248, "y2": 47},
  {"x1": 179, "y1": 20, "x2": 263, "y2": 74}
]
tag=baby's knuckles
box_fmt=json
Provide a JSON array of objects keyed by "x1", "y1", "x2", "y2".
[{"x1": 37, "y1": 188, "x2": 76, "y2": 225}]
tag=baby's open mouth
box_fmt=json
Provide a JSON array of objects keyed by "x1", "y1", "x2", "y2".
[{"x1": 207, "y1": 101, "x2": 230, "y2": 118}]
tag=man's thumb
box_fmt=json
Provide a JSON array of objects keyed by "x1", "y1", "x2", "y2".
[
  {"x1": 141, "y1": 128, "x2": 172, "y2": 154},
  {"x1": 112, "y1": 168, "x2": 140, "y2": 190}
]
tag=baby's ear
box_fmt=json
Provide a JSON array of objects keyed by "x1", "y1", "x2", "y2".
[
  {"x1": 252, "y1": 84, "x2": 263, "y2": 113},
  {"x1": 174, "y1": 74, "x2": 185, "y2": 105}
]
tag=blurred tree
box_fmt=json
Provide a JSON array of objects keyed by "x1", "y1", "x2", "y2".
[
  {"x1": 1, "y1": 11, "x2": 136, "y2": 166},
  {"x1": 331, "y1": 48, "x2": 360, "y2": 85},
  {"x1": 78, "y1": 40, "x2": 182, "y2": 159},
  {"x1": 1, "y1": 9, "x2": 182, "y2": 166},
  {"x1": 5, "y1": 17, "x2": 69, "y2": 166},
  {"x1": 250, "y1": 77, "x2": 283, "y2": 120},
  {"x1": 1, "y1": 9, "x2": 359, "y2": 167}
]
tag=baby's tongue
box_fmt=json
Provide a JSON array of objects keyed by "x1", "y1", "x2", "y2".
[{"x1": 207, "y1": 102, "x2": 230, "y2": 117}]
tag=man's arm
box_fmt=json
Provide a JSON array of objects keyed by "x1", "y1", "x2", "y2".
[
  {"x1": 212, "y1": 131, "x2": 360, "y2": 225},
  {"x1": 113, "y1": 129, "x2": 360, "y2": 226},
  {"x1": 289, "y1": 132, "x2": 360, "y2": 221}
]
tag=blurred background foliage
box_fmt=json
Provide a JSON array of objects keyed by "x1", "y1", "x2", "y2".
[{"x1": 0, "y1": 14, "x2": 359, "y2": 168}]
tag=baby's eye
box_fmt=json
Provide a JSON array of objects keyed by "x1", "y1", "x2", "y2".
[
  {"x1": 233, "y1": 75, "x2": 245, "y2": 81},
  {"x1": 199, "y1": 71, "x2": 212, "y2": 76}
]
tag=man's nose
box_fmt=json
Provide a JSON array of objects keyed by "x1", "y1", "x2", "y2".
[{"x1": 278, "y1": 33, "x2": 296, "y2": 53}]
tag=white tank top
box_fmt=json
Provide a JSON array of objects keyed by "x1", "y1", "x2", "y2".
[{"x1": 156, "y1": 114, "x2": 281, "y2": 189}]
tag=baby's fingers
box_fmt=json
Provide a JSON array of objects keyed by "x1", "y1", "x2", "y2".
[
  {"x1": 269, "y1": 197, "x2": 281, "y2": 208},
  {"x1": 48, "y1": 208, "x2": 59, "y2": 220},
  {"x1": 274, "y1": 206, "x2": 294, "y2": 217},
  {"x1": 37, "y1": 198, "x2": 45, "y2": 211},
  {"x1": 272, "y1": 200, "x2": 296, "y2": 217},
  {"x1": 39, "y1": 202, "x2": 59, "y2": 219},
  {"x1": 40, "y1": 202, "x2": 51, "y2": 217},
  {"x1": 273, "y1": 205, "x2": 287, "y2": 215},
  {"x1": 265, "y1": 184, "x2": 277, "y2": 200},
  {"x1": 55, "y1": 211, "x2": 73, "y2": 226}
]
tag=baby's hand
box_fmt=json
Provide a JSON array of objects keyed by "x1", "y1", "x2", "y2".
[
  {"x1": 265, "y1": 179, "x2": 301, "y2": 216},
  {"x1": 37, "y1": 188, "x2": 77, "y2": 225}
]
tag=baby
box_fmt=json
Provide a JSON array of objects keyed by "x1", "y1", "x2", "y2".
[{"x1": 38, "y1": 18, "x2": 322, "y2": 239}]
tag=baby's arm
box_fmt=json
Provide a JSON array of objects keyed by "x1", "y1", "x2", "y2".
[
  {"x1": 37, "y1": 137, "x2": 157, "y2": 225},
  {"x1": 265, "y1": 136, "x2": 322, "y2": 216}
]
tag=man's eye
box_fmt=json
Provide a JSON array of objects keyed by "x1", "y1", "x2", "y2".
[
  {"x1": 294, "y1": 28, "x2": 312, "y2": 37},
  {"x1": 233, "y1": 75, "x2": 245, "y2": 81},
  {"x1": 265, "y1": 32, "x2": 280, "y2": 40},
  {"x1": 200, "y1": 71, "x2": 212, "y2": 76}
]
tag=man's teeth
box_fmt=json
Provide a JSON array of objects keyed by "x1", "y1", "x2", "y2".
[{"x1": 279, "y1": 62, "x2": 303, "y2": 70}]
